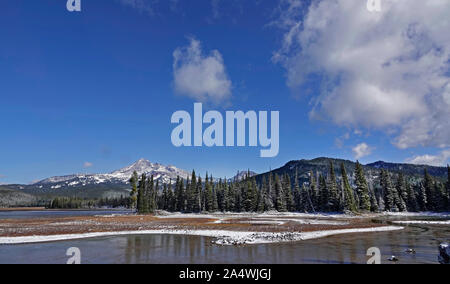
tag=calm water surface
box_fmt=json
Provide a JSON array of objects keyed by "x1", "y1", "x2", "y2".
[
  {"x1": 0, "y1": 212, "x2": 448, "y2": 264},
  {"x1": 0, "y1": 209, "x2": 132, "y2": 220}
]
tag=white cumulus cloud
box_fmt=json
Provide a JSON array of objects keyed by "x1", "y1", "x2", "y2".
[
  {"x1": 173, "y1": 38, "x2": 232, "y2": 104},
  {"x1": 274, "y1": 0, "x2": 450, "y2": 149},
  {"x1": 406, "y1": 149, "x2": 450, "y2": 167},
  {"x1": 352, "y1": 143, "x2": 373, "y2": 159}
]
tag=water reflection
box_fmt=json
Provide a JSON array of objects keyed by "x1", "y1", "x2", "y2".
[{"x1": 0, "y1": 222, "x2": 448, "y2": 264}]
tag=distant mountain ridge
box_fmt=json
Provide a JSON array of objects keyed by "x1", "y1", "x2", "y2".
[
  {"x1": 254, "y1": 157, "x2": 448, "y2": 186},
  {"x1": 230, "y1": 170, "x2": 258, "y2": 182},
  {"x1": 2, "y1": 157, "x2": 447, "y2": 204}
]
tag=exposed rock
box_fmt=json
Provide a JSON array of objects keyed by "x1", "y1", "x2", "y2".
[
  {"x1": 438, "y1": 243, "x2": 449, "y2": 264},
  {"x1": 388, "y1": 256, "x2": 399, "y2": 262}
]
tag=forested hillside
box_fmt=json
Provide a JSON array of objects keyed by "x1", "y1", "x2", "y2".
[{"x1": 132, "y1": 158, "x2": 450, "y2": 214}]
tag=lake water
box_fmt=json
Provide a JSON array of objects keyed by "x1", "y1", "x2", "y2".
[
  {"x1": 0, "y1": 212, "x2": 448, "y2": 264},
  {"x1": 0, "y1": 209, "x2": 132, "y2": 220}
]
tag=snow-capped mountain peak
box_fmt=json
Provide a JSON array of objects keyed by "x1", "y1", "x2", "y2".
[
  {"x1": 109, "y1": 159, "x2": 189, "y2": 183},
  {"x1": 33, "y1": 159, "x2": 189, "y2": 189}
]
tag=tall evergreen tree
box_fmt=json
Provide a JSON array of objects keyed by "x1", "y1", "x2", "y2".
[
  {"x1": 381, "y1": 170, "x2": 397, "y2": 212},
  {"x1": 355, "y1": 161, "x2": 371, "y2": 211},
  {"x1": 432, "y1": 181, "x2": 445, "y2": 212},
  {"x1": 446, "y1": 165, "x2": 450, "y2": 210},
  {"x1": 162, "y1": 183, "x2": 168, "y2": 210},
  {"x1": 274, "y1": 174, "x2": 286, "y2": 212},
  {"x1": 327, "y1": 162, "x2": 340, "y2": 211},
  {"x1": 260, "y1": 176, "x2": 274, "y2": 211},
  {"x1": 417, "y1": 183, "x2": 427, "y2": 211},
  {"x1": 318, "y1": 175, "x2": 328, "y2": 212},
  {"x1": 308, "y1": 171, "x2": 317, "y2": 213},
  {"x1": 205, "y1": 174, "x2": 214, "y2": 212},
  {"x1": 293, "y1": 169, "x2": 303, "y2": 212},
  {"x1": 186, "y1": 171, "x2": 197, "y2": 212},
  {"x1": 282, "y1": 174, "x2": 295, "y2": 212},
  {"x1": 423, "y1": 169, "x2": 435, "y2": 211},
  {"x1": 137, "y1": 174, "x2": 147, "y2": 214},
  {"x1": 212, "y1": 176, "x2": 219, "y2": 212},
  {"x1": 394, "y1": 173, "x2": 407, "y2": 212},
  {"x1": 129, "y1": 171, "x2": 139, "y2": 210},
  {"x1": 405, "y1": 180, "x2": 418, "y2": 212},
  {"x1": 176, "y1": 176, "x2": 186, "y2": 212},
  {"x1": 340, "y1": 163, "x2": 357, "y2": 212},
  {"x1": 369, "y1": 186, "x2": 379, "y2": 212}
]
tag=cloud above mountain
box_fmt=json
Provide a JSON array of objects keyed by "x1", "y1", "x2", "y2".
[
  {"x1": 406, "y1": 149, "x2": 450, "y2": 167},
  {"x1": 173, "y1": 37, "x2": 232, "y2": 104},
  {"x1": 274, "y1": 0, "x2": 450, "y2": 149},
  {"x1": 352, "y1": 143, "x2": 373, "y2": 160}
]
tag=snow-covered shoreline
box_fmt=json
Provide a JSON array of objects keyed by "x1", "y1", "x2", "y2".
[{"x1": 0, "y1": 226, "x2": 404, "y2": 245}]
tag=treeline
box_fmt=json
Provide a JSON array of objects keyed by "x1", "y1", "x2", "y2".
[
  {"x1": 130, "y1": 163, "x2": 450, "y2": 214},
  {"x1": 48, "y1": 196, "x2": 131, "y2": 209}
]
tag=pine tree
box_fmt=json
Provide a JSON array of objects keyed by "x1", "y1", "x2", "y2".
[
  {"x1": 308, "y1": 171, "x2": 317, "y2": 213},
  {"x1": 274, "y1": 174, "x2": 286, "y2": 212},
  {"x1": 446, "y1": 165, "x2": 450, "y2": 211},
  {"x1": 318, "y1": 175, "x2": 328, "y2": 212},
  {"x1": 245, "y1": 178, "x2": 258, "y2": 212},
  {"x1": 235, "y1": 182, "x2": 243, "y2": 212},
  {"x1": 432, "y1": 182, "x2": 445, "y2": 212},
  {"x1": 293, "y1": 169, "x2": 303, "y2": 212},
  {"x1": 424, "y1": 169, "x2": 435, "y2": 211},
  {"x1": 129, "y1": 171, "x2": 139, "y2": 210},
  {"x1": 205, "y1": 174, "x2": 213, "y2": 212},
  {"x1": 394, "y1": 173, "x2": 407, "y2": 212},
  {"x1": 149, "y1": 177, "x2": 157, "y2": 213},
  {"x1": 212, "y1": 177, "x2": 219, "y2": 212},
  {"x1": 167, "y1": 181, "x2": 175, "y2": 211},
  {"x1": 417, "y1": 183, "x2": 427, "y2": 211},
  {"x1": 340, "y1": 163, "x2": 357, "y2": 212},
  {"x1": 260, "y1": 176, "x2": 273, "y2": 211},
  {"x1": 194, "y1": 176, "x2": 202, "y2": 213},
  {"x1": 217, "y1": 179, "x2": 226, "y2": 212},
  {"x1": 176, "y1": 176, "x2": 186, "y2": 212},
  {"x1": 302, "y1": 184, "x2": 314, "y2": 213},
  {"x1": 162, "y1": 183, "x2": 168, "y2": 210},
  {"x1": 226, "y1": 182, "x2": 235, "y2": 212},
  {"x1": 369, "y1": 186, "x2": 379, "y2": 212},
  {"x1": 137, "y1": 174, "x2": 147, "y2": 214},
  {"x1": 405, "y1": 180, "x2": 418, "y2": 212},
  {"x1": 381, "y1": 170, "x2": 397, "y2": 212},
  {"x1": 186, "y1": 171, "x2": 196, "y2": 212},
  {"x1": 327, "y1": 162, "x2": 340, "y2": 212},
  {"x1": 355, "y1": 161, "x2": 371, "y2": 211},
  {"x1": 282, "y1": 174, "x2": 295, "y2": 212}
]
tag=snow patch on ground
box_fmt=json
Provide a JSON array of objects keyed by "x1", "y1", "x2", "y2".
[
  {"x1": 0, "y1": 226, "x2": 404, "y2": 245},
  {"x1": 392, "y1": 220, "x2": 450, "y2": 225},
  {"x1": 384, "y1": 212, "x2": 450, "y2": 218}
]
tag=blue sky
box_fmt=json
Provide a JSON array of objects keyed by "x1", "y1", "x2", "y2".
[{"x1": 1, "y1": 0, "x2": 449, "y2": 184}]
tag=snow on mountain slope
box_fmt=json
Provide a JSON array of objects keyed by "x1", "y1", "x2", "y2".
[{"x1": 34, "y1": 159, "x2": 190, "y2": 189}]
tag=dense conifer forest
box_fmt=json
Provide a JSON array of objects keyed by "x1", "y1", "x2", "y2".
[{"x1": 131, "y1": 162, "x2": 450, "y2": 214}]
